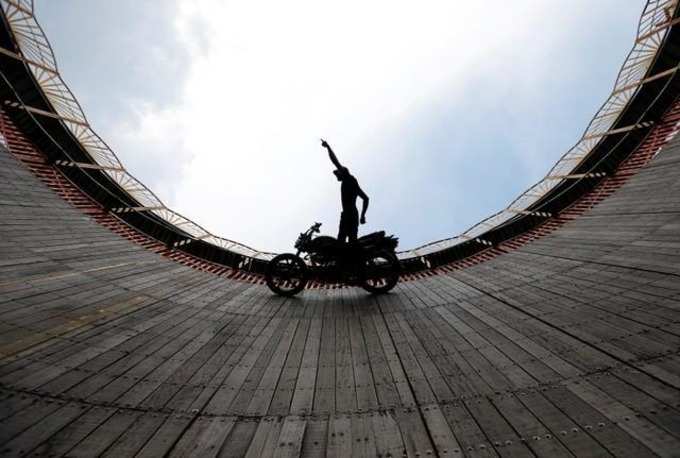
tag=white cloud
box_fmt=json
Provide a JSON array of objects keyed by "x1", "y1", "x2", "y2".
[
  {"x1": 106, "y1": 0, "x2": 640, "y2": 252},
  {"x1": 106, "y1": 103, "x2": 189, "y2": 204}
]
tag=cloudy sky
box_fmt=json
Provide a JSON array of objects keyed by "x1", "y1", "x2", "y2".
[{"x1": 38, "y1": 1, "x2": 642, "y2": 252}]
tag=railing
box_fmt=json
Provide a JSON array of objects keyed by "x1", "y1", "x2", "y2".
[
  {"x1": 0, "y1": 0, "x2": 677, "y2": 262},
  {"x1": 0, "y1": 0, "x2": 276, "y2": 261},
  {"x1": 397, "y1": 0, "x2": 678, "y2": 259}
]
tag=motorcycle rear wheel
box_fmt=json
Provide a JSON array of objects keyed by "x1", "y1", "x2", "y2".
[
  {"x1": 266, "y1": 253, "x2": 308, "y2": 297},
  {"x1": 361, "y1": 251, "x2": 400, "y2": 294}
]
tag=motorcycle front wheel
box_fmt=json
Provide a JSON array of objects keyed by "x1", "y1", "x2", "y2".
[
  {"x1": 266, "y1": 253, "x2": 308, "y2": 297},
  {"x1": 361, "y1": 251, "x2": 400, "y2": 294}
]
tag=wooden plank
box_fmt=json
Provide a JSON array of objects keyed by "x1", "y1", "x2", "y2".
[
  {"x1": 370, "y1": 410, "x2": 406, "y2": 458},
  {"x1": 350, "y1": 413, "x2": 376, "y2": 458},
  {"x1": 588, "y1": 372, "x2": 680, "y2": 438},
  {"x1": 491, "y1": 394, "x2": 573, "y2": 457},
  {"x1": 138, "y1": 312, "x2": 249, "y2": 412},
  {"x1": 245, "y1": 318, "x2": 299, "y2": 415},
  {"x1": 0, "y1": 393, "x2": 36, "y2": 422},
  {"x1": 178, "y1": 306, "x2": 278, "y2": 413},
  {"x1": 268, "y1": 317, "x2": 310, "y2": 416},
  {"x1": 244, "y1": 416, "x2": 283, "y2": 458},
  {"x1": 566, "y1": 380, "x2": 680, "y2": 456},
  {"x1": 169, "y1": 416, "x2": 236, "y2": 458},
  {"x1": 394, "y1": 407, "x2": 435, "y2": 457},
  {"x1": 25, "y1": 406, "x2": 116, "y2": 456},
  {"x1": 290, "y1": 314, "x2": 322, "y2": 415},
  {"x1": 348, "y1": 312, "x2": 378, "y2": 412},
  {"x1": 394, "y1": 309, "x2": 455, "y2": 403},
  {"x1": 441, "y1": 402, "x2": 498, "y2": 457},
  {"x1": 421, "y1": 404, "x2": 463, "y2": 456},
  {"x1": 516, "y1": 391, "x2": 613, "y2": 457},
  {"x1": 313, "y1": 295, "x2": 336, "y2": 415},
  {"x1": 0, "y1": 398, "x2": 63, "y2": 445},
  {"x1": 326, "y1": 414, "x2": 352, "y2": 458},
  {"x1": 335, "y1": 314, "x2": 356, "y2": 412},
  {"x1": 464, "y1": 397, "x2": 534, "y2": 457},
  {"x1": 204, "y1": 308, "x2": 288, "y2": 415},
  {"x1": 0, "y1": 402, "x2": 84, "y2": 456},
  {"x1": 100, "y1": 412, "x2": 167, "y2": 458},
  {"x1": 359, "y1": 309, "x2": 400, "y2": 409},
  {"x1": 544, "y1": 386, "x2": 656, "y2": 457},
  {"x1": 380, "y1": 304, "x2": 436, "y2": 406},
  {"x1": 371, "y1": 305, "x2": 415, "y2": 406},
  {"x1": 272, "y1": 415, "x2": 307, "y2": 458},
  {"x1": 300, "y1": 417, "x2": 328, "y2": 458},
  {"x1": 66, "y1": 410, "x2": 142, "y2": 457},
  {"x1": 134, "y1": 413, "x2": 195, "y2": 458},
  {"x1": 217, "y1": 419, "x2": 258, "y2": 458}
]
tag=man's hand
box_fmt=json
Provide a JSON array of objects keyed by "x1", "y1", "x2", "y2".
[
  {"x1": 320, "y1": 138, "x2": 329, "y2": 149},
  {"x1": 360, "y1": 216, "x2": 366, "y2": 225}
]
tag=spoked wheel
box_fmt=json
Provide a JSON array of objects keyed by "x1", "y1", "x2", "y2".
[
  {"x1": 361, "y1": 251, "x2": 400, "y2": 294},
  {"x1": 266, "y1": 253, "x2": 308, "y2": 296}
]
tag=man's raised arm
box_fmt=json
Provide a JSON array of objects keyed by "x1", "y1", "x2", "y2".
[{"x1": 321, "y1": 139, "x2": 342, "y2": 170}]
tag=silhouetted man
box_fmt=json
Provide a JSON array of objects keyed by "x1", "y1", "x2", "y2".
[{"x1": 321, "y1": 139, "x2": 369, "y2": 243}]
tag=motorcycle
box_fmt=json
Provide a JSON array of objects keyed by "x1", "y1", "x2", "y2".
[{"x1": 265, "y1": 222, "x2": 400, "y2": 296}]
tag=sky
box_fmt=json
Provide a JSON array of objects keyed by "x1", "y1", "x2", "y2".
[{"x1": 37, "y1": 1, "x2": 643, "y2": 253}]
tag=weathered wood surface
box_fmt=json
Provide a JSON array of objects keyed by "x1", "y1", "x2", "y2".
[{"x1": 1, "y1": 134, "x2": 680, "y2": 457}]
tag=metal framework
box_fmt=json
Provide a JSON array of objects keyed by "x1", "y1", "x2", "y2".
[
  {"x1": 400, "y1": 0, "x2": 679, "y2": 259},
  {"x1": 0, "y1": 0, "x2": 275, "y2": 260},
  {"x1": 0, "y1": 0, "x2": 677, "y2": 262}
]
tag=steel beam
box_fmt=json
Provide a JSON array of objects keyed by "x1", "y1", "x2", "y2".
[
  {"x1": 54, "y1": 160, "x2": 122, "y2": 172},
  {"x1": 546, "y1": 172, "x2": 606, "y2": 180},
  {"x1": 636, "y1": 16, "x2": 680, "y2": 43},
  {"x1": 111, "y1": 206, "x2": 164, "y2": 214}
]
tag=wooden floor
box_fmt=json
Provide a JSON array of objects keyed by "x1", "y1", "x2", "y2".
[{"x1": 1, "y1": 135, "x2": 680, "y2": 457}]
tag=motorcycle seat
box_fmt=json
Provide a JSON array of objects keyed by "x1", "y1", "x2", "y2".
[{"x1": 358, "y1": 231, "x2": 386, "y2": 242}]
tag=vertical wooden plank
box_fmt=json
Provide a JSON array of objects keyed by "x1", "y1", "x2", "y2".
[
  {"x1": 394, "y1": 407, "x2": 435, "y2": 458},
  {"x1": 300, "y1": 417, "x2": 328, "y2": 458},
  {"x1": 326, "y1": 414, "x2": 352, "y2": 458},
  {"x1": 313, "y1": 294, "x2": 336, "y2": 415},
  {"x1": 545, "y1": 386, "x2": 656, "y2": 457},
  {"x1": 272, "y1": 416, "x2": 307, "y2": 458},
  {"x1": 464, "y1": 397, "x2": 534, "y2": 457},
  {"x1": 243, "y1": 417, "x2": 280, "y2": 458},
  {"x1": 29, "y1": 406, "x2": 116, "y2": 457},
  {"x1": 169, "y1": 416, "x2": 236, "y2": 458},
  {"x1": 350, "y1": 413, "x2": 376, "y2": 458},
  {"x1": 516, "y1": 391, "x2": 613, "y2": 457},
  {"x1": 349, "y1": 314, "x2": 378, "y2": 412},
  {"x1": 290, "y1": 315, "x2": 322, "y2": 415},
  {"x1": 268, "y1": 318, "x2": 310, "y2": 416},
  {"x1": 491, "y1": 394, "x2": 573, "y2": 457},
  {"x1": 566, "y1": 380, "x2": 680, "y2": 456},
  {"x1": 441, "y1": 402, "x2": 497, "y2": 457},
  {"x1": 252, "y1": 416, "x2": 284, "y2": 458},
  {"x1": 371, "y1": 310, "x2": 414, "y2": 407},
  {"x1": 66, "y1": 410, "x2": 142, "y2": 457},
  {"x1": 370, "y1": 410, "x2": 406, "y2": 458},
  {"x1": 217, "y1": 419, "x2": 258, "y2": 458},
  {"x1": 421, "y1": 404, "x2": 463, "y2": 457},
  {"x1": 0, "y1": 402, "x2": 84, "y2": 457},
  {"x1": 100, "y1": 413, "x2": 167, "y2": 458},
  {"x1": 335, "y1": 315, "x2": 357, "y2": 412},
  {"x1": 134, "y1": 414, "x2": 195, "y2": 458}
]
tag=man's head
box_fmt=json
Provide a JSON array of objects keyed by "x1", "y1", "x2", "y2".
[{"x1": 333, "y1": 166, "x2": 349, "y2": 181}]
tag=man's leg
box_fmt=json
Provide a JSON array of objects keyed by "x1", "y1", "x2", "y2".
[
  {"x1": 348, "y1": 221, "x2": 358, "y2": 243},
  {"x1": 338, "y1": 214, "x2": 347, "y2": 243}
]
